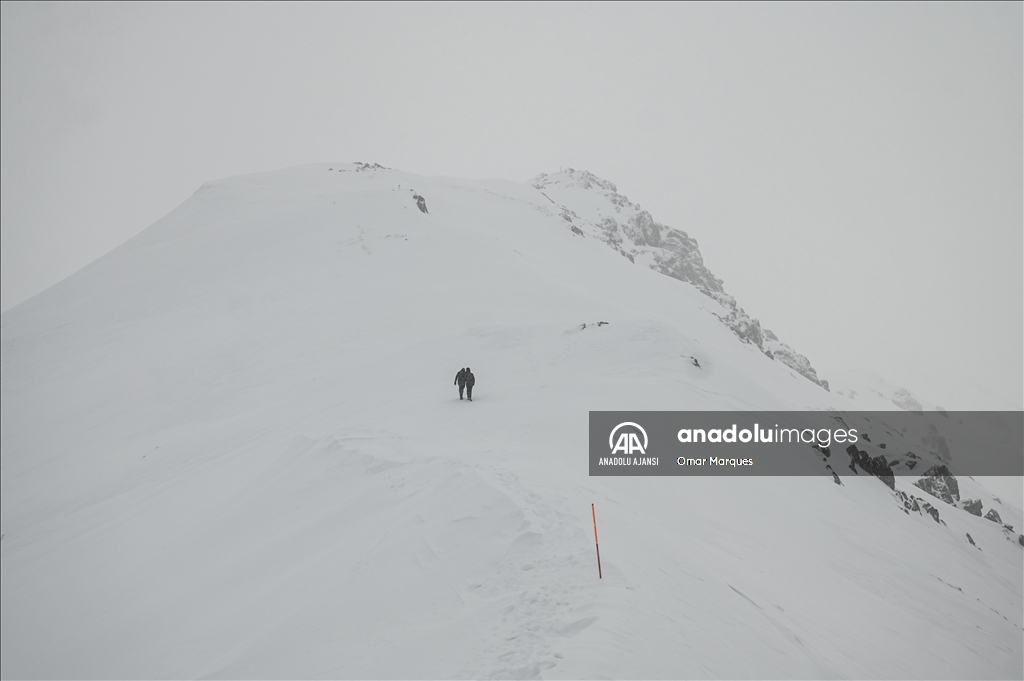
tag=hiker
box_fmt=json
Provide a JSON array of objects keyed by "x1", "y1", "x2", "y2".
[
  {"x1": 464, "y1": 367, "x2": 476, "y2": 401},
  {"x1": 454, "y1": 367, "x2": 467, "y2": 400}
]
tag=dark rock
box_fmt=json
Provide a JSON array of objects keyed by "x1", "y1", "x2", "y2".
[
  {"x1": 962, "y1": 499, "x2": 983, "y2": 516},
  {"x1": 897, "y1": 491, "x2": 942, "y2": 522},
  {"x1": 846, "y1": 444, "x2": 895, "y2": 489},
  {"x1": 878, "y1": 443, "x2": 886, "y2": 449},
  {"x1": 921, "y1": 502, "x2": 944, "y2": 524},
  {"x1": 895, "y1": 490, "x2": 945, "y2": 524},
  {"x1": 571, "y1": 225, "x2": 584, "y2": 236},
  {"x1": 984, "y1": 509, "x2": 1002, "y2": 524},
  {"x1": 903, "y1": 451, "x2": 921, "y2": 470},
  {"x1": 913, "y1": 465, "x2": 960, "y2": 505},
  {"x1": 966, "y1": 533, "x2": 976, "y2": 546},
  {"x1": 896, "y1": 490, "x2": 921, "y2": 513},
  {"x1": 1019, "y1": 535, "x2": 1023, "y2": 547},
  {"x1": 413, "y1": 194, "x2": 428, "y2": 213}
]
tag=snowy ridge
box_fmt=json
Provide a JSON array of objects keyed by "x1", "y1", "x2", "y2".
[
  {"x1": 1, "y1": 162, "x2": 1020, "y2": 678},
  {"x1": 531, "y1": 169, "x2": 829, "y2": 390}
]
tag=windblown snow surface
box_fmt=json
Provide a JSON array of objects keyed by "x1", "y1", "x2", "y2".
[{"x1": 2, "y1": 163, "x2": 1021, "y2": 679}]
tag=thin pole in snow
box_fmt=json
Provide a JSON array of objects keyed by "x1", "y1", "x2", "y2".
[{"x1": 592, "y1": 503, "x2": 602, "y2": 579}]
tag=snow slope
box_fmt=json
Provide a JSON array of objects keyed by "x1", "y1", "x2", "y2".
[
  {"x1": 829, "y1": 369, "x2": 946, "y2": 413},
  {"x1": 2, "y1": 163, "x2": 1021, "y2": 679}
]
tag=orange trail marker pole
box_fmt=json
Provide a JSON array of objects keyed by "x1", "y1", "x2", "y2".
[{"x1": 591, "y1": 503, "x2": 602, "y2": 579}]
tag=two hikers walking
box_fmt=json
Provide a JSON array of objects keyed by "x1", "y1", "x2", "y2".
[{"x1": 454, "y1": 367, "x2": 475, "y2": 401}]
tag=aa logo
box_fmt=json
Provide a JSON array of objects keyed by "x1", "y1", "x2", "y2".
[{"x1": 609, "y1": 422, "x2": 648, "y2": 455}]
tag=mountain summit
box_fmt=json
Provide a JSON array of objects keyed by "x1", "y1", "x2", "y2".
[{"x1": 1, "y1": 163, "x2": 1020, "y2": 678}]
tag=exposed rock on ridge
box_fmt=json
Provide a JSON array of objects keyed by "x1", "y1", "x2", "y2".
[
  {"x1": 532, "y1": 169, "x2": 828, "y2": 389},
  {"x1": 913, "y1": 465, "x2": 960, "y2": 505}
]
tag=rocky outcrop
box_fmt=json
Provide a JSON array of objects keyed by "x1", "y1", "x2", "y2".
[
  {"x1": 353, "y1": 161, "x2": 389, "y2": 172},
  {"x1": 896, "y1": 490, "x2": 921, "y2": 514},
  {"x1": 846, "y1": 444, "x2": 895, "y2": 490},
  {"x1": 889, "y1": 451, "x2": 921, "y2": 471},
  {"x1": 961, "y1": 499, "x2": 983, "y2": 516},
  {"x1": 913, "y1": 465, "x2": 960, "y2": 505},
  {"x1": 921, "y1": 502, "x2": 943, "y2": 524},
  {"x1": 763, "y1": 329, "x2": 829, "y2": 390},
  {"x1": 531, "y1": 169, "x2": 830, "y2": 390},
  {"x1": 894, "y1": 490, "x2": 945, "y2": 524},
  {"x1": 702, "y1": 291, "x2": 764, "y2": 347},
  {"x1": 697, "y1": 294, "x2": 828, "y2": 389},
  {"x1": 984, "y1": 509, "x2": 1002, "y2": 524}
]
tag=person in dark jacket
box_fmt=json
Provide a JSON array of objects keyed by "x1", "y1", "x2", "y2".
[
  {"x1": 464, "y1": 368, "x2": 475, "y2": 401},
  {"x1": 455, "y1": 367, "x2": 467, "y2": 399}
]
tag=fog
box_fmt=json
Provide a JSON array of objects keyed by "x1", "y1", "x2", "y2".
[{"x1": 2, "y1": 3, "x2": 1020, "y2": 409}]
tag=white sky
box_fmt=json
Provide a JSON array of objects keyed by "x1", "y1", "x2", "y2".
[{"x1": 2, "y1": 2, "x2": 1021, "y2": 410}]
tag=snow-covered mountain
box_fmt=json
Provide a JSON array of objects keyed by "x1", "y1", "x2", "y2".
[{"x1": 1, "y1": 163, "x2": 1020, "y2": 679}]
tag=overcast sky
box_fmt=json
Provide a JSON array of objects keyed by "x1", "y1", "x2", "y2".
[{"x1": 2, "y1": 2, "x2": 1021, "y2": 410}]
